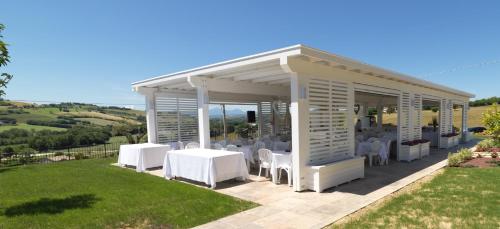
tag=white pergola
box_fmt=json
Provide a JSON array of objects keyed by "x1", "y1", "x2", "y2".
[{"x1": 132, "y1": 45, "x2": 474, "y2": 192}]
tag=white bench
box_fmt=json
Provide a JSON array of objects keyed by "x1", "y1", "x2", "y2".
[{"x1": 307, "y1": 156, "x2": 365, "y2": 193}]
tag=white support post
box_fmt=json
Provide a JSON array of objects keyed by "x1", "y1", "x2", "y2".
[
  {"x1": 196, "y1": 86, "x2": 210, "y2": 149},
  {"x1": 376, "y1": 103, "x2": 383, "y2": 129},
  {"x1": 222, "y1": 104, "x2": 227, "y2": 142},
  {"x1": 257, "y1": 102, "x2": 264, "y2": 138},
  {"x1": 145, "y1": 93, "x2": 158, "y2": 144},
  {"x1": 290, "y1": 74, "x2": 309, "y2": 192},
  {"x1": 188, "y1": 76, "x2": 211, "y2": 149}
]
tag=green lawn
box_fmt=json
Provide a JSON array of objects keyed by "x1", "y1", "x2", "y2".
[
  {"x1": 333, "y1": 167, "x2": 500, "y2": 228},
  {"x1": 0, "y1": 123, "x2": 67, "y2": 132},
  {"x1": 0, "y1": 158, "x2": 257, "y2": 228}
]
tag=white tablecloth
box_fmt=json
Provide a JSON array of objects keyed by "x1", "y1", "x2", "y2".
[
  {"x1": 163, "y1": 149, "x2": 249, "y2": 188},
  {"x1": 356, "y1": 140, "x2": 390, "y2": 162},
  {"x1": 270, "y1": 151, "x2": 292, "y2": 184},
  {"x1": 118, "y1": 143, "x2": 170, "y2": 172},
  {"x1": 238, "y1": 145, "x2": 255, "y2": 164}
]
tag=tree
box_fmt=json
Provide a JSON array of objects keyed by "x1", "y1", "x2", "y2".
[
  {"x1": 482, "y1": 103, "x2": 500, "y2": 143},
  {"x1": 112, "y1": 123, "x2": 147, "y2": 144},
  {"x1": 0, "y1": 23, "x2": 13, "y2": 97}
]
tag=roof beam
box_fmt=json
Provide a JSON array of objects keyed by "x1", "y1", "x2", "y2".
[{"x1": 251, "y1": 74, "x2": 290, "y2": 83}]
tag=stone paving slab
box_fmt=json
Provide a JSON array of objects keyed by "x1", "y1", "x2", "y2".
[{"x1": 116, "y1": 140, "x2": 477, "y2": 228}]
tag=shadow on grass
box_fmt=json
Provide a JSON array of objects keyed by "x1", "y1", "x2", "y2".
[{"x1": 3, "y1": 194, "x2": 100, "y2": 217}]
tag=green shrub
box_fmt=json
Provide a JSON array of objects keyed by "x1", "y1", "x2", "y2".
[
  {"x1": 492, "y1": 152, "x2": 498, "y2": 158},
  {"x1": 74, "y1": 152, "x2": 85, "y2": 160},
  {"x1": 476, "y1": 139, "x2": 494, "y2": 152},
  {"x1": 458, "y1": 148, "x2": 473, "y2": 161},
  {"x1": 448, "y1": 153, "x2": 462, "y2": 167},
  {"x1": 482, "y1": 103, "x2": 500, "y2": 143},
  {"x1": 54, "y1": 151, "x2": 64, "y2": 156},
  {"x1": 448, "y1": 148, "x2": 473, "y2": 167}
]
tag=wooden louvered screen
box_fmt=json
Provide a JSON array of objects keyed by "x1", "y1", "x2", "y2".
[
  {"x1": 260, "y1": 101, "x2": 273, "y2": 136},
  {"x1": 412, "y1": 94, "x2": 422, "y2": 139},
  {"x1": 399, "y1": 92, "x2": 411, "y2": 142},
  {"x1": 156, "y1": 96, "x2": 198, "y2": 144},
  {"x1": 308, "y1": 78, "x2": 353, "y2": 165}
]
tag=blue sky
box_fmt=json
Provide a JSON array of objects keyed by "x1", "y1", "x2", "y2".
[{"x1": 1, "y1": 0, "x2": 499, "y2": 110}]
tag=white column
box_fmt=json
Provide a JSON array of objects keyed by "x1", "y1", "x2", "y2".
[
  {"x1": 257, "y1": 102, "x2": 264, "y2": 137},
  {"x1": 376, "y1": 103, "x2": 383, "y2": 129},
  {"x1": 196, "y1": 86, "x2": 210, "y2": 149},
  {"x1": 290, "y1": 74, "x2": 309, "y2": 192},
  {"x1": 145, "y1": 93, "x2": 158, "y2": 143},
  {"x1": 222, "y1": 104, "x2": 227, "y2": 141}
]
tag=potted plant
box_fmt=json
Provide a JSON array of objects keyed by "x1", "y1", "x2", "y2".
[
  {"x1": 440, "y1": 133, "x2": 458, "y2": 148},
  {"x1": 399, "y1": 140, "x2": 420, "y2": 162}
]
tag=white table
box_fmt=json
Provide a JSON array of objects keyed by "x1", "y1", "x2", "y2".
[
  {"x1": 163, "y1": 149, "x2": 249, "y2": 188},
  {"x1": 356, "y1": 140, "x2": 390, "y2": 166},
  {"x1": 118, "y1": 143, "x2": 170, "y2": 172},
  {"x1": 270, "y1": 150, "x2": 292, "y2": 184}
]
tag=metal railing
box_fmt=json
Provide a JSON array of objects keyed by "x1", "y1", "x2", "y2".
[{"x1": 0, "y1": 143, "x2": 122, "y2": 167}]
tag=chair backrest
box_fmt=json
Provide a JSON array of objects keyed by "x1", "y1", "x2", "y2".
[
  {"x1": 258, "y1": 148, "x2": 273, "y2": 164},
  {"x1": 370, "y1": 141, "x2": 382, "y2": 152},
  {"x1": 386, "y1": 140, "x2": 392, "y2": 153},
  {"x1": 367, "y1": 137, "x2": 379, "y2": 143},
  {"x1": 185, "y1": 142, "x2": 199, "y2": 149},
  {"x1": 226, "y1": 144, "x2": 239, "y2": 151},
  {"x1": 211, "y1": 143, "x2": 223, "y2": 150}
]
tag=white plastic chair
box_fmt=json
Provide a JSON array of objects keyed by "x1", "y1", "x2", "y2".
[
  {"x1": 380, "y1": 140, "x2": 391, "y2": 165},
  {"x1": 257, "y1": 149, "x2": 273, "y2": 177},
  {"x1": 367, "y1": 137, "x2": 379, "y2": 143},
  {"x1": 185, "y1": 142, "x2": 200, "y2": 149},
  {"x1": 368, "y1": 141, "x2": 382, "y2": 167},
  {"x1": 211, "y1": 143, "x2": 223, "y2": 150},
  {"x1": 226, "y1": 144, "x2": 239, "y2": 151},
  {"x1": 277, "y1": 157, "x2": 293, "y2": 187}
]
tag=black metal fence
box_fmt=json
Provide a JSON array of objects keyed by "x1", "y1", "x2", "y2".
[{"x1": 0, "y1": 143, "x2": 122, "y2": 168}]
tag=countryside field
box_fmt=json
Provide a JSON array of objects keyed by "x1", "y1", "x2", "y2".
[{"x1": 383, "y1": 106, "x2": 488, "y2": 129}]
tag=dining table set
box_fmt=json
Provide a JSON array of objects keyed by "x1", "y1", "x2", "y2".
[{"x1": 117, "y1": 137, "x2": 293, "y2": 188}]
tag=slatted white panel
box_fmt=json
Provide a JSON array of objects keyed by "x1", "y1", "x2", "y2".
[
  {"x1": 277, "y1": 102, "x2": 291, "y2": 137},
  {"x1": 399, "y1": 92, "x2": 411, "y2": 142},
  {"x1": 260, "y1": 101, "x2": 273, "y2": 136},
  {"x1": 178, "y1": 98, "x2": 199, "y2": 142},
  {"x1": 156, "y1": 96, "x2": 198, "y2": 144},
  {"x1": 462, "y1": 102, "x2": 468, "y2": 132},
  {"x1": 440, "y1": 98, "x2": 448, "y2": 135},
  {"x1": 308, "y1": 78, "x2": 352, "y2": 165},
  {"x1": 447, "y1": 100, "x2": 453, "y2": 133},
  {"x1": 412, "y1": 94, "x2": 422, "y2": 139}
]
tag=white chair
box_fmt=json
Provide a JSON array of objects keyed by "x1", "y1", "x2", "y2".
[
  {"x1": 367, "y1": 141, "x2": 382, "y2": 167},
  {"x1": 211, "y1": 143, "x2": 223, "y2": 150},
  {"x1": 277, "y1": 157, "x2": 293, "y2": 187},
  {"x1": 257, "y1": 149, "x2": 273, "y2": 177},
  {"x1": 218, "y1": 140, "x2": 227, "y2": 147},
  {"x1": 380, "y1": 140, "x2": 391, "y2": 165},
  {"x1": 185, "y1": 142, "x2": 199, "y2": 149},
  {"x1": 367, "y1": 137, "x2": 379, "y2": 143},
  {"x1": 226, "y1": 144, "x2": 239, "y2": 151}
]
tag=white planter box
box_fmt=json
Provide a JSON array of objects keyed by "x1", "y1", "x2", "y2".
[
  {"x1": 453, "y1": 135, "x2": 460, "y2": 146},
  {"x1": 440, "y1": 136, "x2": 454, "y2": 149},
  {"x1": 308, "y1": 157, "x2": 365, "y2": 193},
  {"x1": 399, "y1": 144, "x2": 420, "y2": 162},
  {"x1": 420, "y1": 142, "x2": 430, "y2": 158}
]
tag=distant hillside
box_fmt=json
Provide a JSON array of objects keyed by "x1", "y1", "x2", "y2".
[{"x1": 0, "y1": 100, "x2": 145, "y2": 132}]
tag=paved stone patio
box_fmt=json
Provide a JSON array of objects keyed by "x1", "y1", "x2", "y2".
[{"x1": 142, "y1": 140, "x2": 478, "y2": 229}]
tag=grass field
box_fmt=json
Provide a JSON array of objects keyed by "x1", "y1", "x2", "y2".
[
  {"x1": 0, "y1": 158, "x2": 257, "y2": 228},
  {"x1": 332, "y1": 167, "x2": 500, "y2": 228},
  {"x1": 0, "y1": 123, "x2": 67, "y2": 132},
  {"x1": 383, "y1": 106, "x2": 489, "y2": 129},
  {"x1": 0, "y1": 103, "x2": 143, "y2": 133}
]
